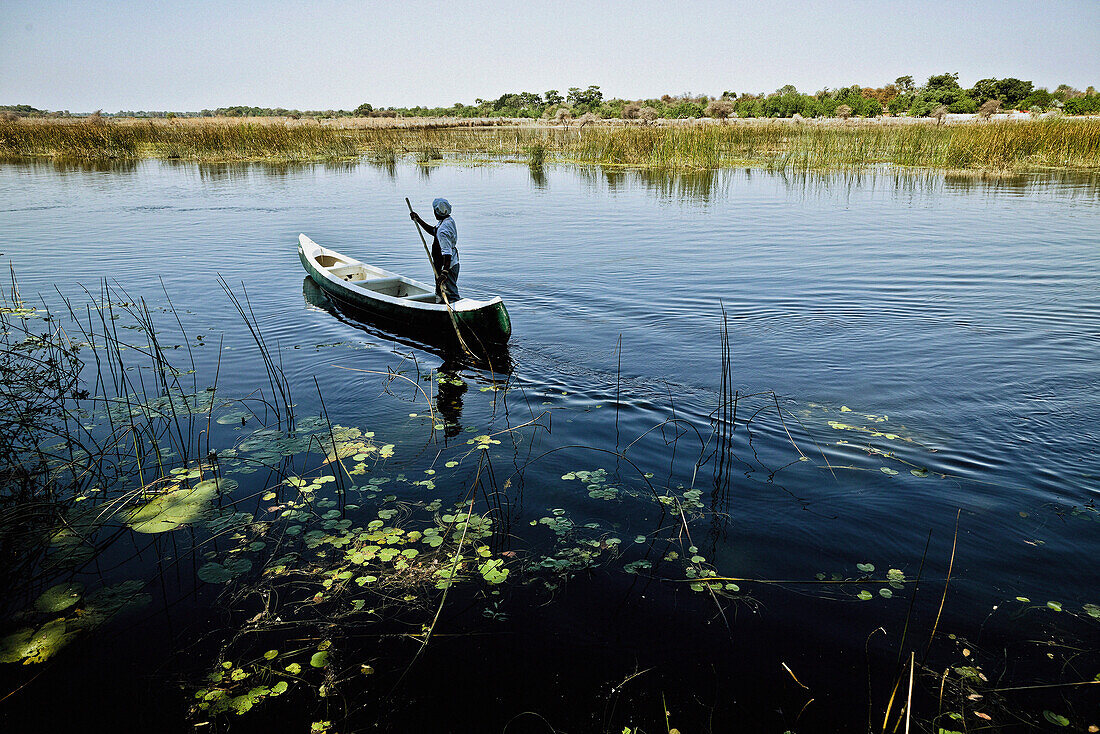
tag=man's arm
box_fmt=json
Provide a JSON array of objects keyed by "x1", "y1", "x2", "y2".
[{"x1": 410, "y1": 211, "x2": 437, "y2": 235}]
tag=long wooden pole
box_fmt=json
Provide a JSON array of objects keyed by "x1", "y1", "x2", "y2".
[
  {"x1": 406, "y1": 197, "x2": 439, "y2": 282},
  {"x1": 405, "y1": 197, "x2": 475, "y2": 358}
]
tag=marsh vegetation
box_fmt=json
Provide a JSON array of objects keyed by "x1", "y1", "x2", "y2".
[{"x1": 2, "y1": 117, "x2": 1100, "y2": 171}]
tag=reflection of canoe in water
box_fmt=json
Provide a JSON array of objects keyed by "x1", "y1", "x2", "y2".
[{"x1": 298, "y1": 234, "x2": 511, "y2": 346}]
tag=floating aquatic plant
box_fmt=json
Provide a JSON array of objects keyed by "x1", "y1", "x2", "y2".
[
  {"x1": 34, "y1": 582, "x2": 84, "y2": 613},
  {"x1": 126, "y1": 477, "x2": 232, "y2": 533}
]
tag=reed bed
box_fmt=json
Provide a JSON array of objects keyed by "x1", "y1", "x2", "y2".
[
  {"x1": 0, "y1": 119, "x2": 358, "y2": 161},
  {"x1": 2, "y1": 117, "x2": 1099, "y2": 170}
]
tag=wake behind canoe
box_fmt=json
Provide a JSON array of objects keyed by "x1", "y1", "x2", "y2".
[{"x1": 298, "y1": 234, "x2": 511, "y2": 346}]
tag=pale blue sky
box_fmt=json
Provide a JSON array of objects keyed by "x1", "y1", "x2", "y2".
[{"x1": 2, "y1": 0, "x2": 1098, "y2": 111}]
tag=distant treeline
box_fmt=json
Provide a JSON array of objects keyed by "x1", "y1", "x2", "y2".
[{"x1": 4, "y1": 74, "x2": 1099, "y2": 121}]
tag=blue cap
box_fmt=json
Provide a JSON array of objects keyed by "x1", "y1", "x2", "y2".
[{"x1": 432, "y1": 198, "x2": 452, "y2": 217}]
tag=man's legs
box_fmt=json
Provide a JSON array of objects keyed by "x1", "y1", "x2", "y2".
[{"x1": 437, "y1": 263, "x2": 459, "y2": 302}]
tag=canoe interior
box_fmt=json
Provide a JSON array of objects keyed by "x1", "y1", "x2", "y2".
[{"x1": 316, "y1": 260, "x2": 440, "y2": 303}]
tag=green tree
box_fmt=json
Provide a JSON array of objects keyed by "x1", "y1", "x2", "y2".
[
  {"x1": 895, "y1": 76, "x2": 915, "y2": 93},
  {"x1": 667, "y1": 100, "x2": 704, "y2": 118},
  {"x1": 887, "y1": 93, "x2": 914, "y2": 114},
  {"x1": 566, "y1": 86, "x2": 604, "y2": 110},
  {"x1": 925, "y1": 73, "x2": 961, "y2": 92},
  {"x1": 1019, "y1": 88, "x2": 1054, "y2": 110},
  {"x1": 910, "y1": 74, "x2": 975, "y2": 116},
  {"x1": 1065, "y1": 95, "x2": 1100, "y2": 115},
  {"x1": 969, "y1": 78, "x2": 1000, "y2": 104},
  {"x1": 995, "y1": 78, "x2": 1033, "y2": 107},
  {"x1": 354, "y1": 103, "x2": 373, "y2": 116}
]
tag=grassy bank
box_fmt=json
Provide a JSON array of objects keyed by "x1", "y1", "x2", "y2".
[{"x1": 2, "y1": 117, "x2": 1099, "y2": 171}]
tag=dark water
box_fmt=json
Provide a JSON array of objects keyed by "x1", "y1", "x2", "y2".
[{"x1": 1, "y1": 159, "x2": 1098, "y2": 733}]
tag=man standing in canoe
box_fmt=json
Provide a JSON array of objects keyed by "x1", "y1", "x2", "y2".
[{"x1": 410, "y1": 198, "x2": 460, "y2": 303}]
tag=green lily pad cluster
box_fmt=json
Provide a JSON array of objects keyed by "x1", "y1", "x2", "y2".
[
  {"x1": 193, "y1": 647, "x2": 299, "y2": 717},
  {"x1": 810, "y1": 563, "x2": 908, "y2": 601},
  {"x1": 654, "y1": 485, "x2": 705, "y2": 515},
  {"x1": 436, "y1": 372, "x2": 466, "y2": 388},
  {"x1": 561, "y1": 468, "x2": 619, "y2": 501},
  {"x1": 468, "y1": 434, "x2": 501, "y2": 450},
  {"x1": 106, "y1": 387, "x2": 220, "y2": 423},
  {"x1": 681, "y1": 546, "x2": 739, "y2": 594},
  {"x1": 527, "y1": 507, "x2": 624, "y2": 588}
]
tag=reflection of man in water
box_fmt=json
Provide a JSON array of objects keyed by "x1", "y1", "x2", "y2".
[
  {"x1": 436, "y1": 362, "x2": 467, "y2": 438},
  {"x1": 410, "y1": 198, "x2": 460, "y2": 303}
]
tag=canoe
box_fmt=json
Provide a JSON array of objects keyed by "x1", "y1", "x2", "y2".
[{"x1": 298, "y1": 234, "x2": 511, "y2": 346}]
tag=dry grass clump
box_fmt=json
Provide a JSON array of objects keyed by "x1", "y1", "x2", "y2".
[
  {"x1": 621, "y1": 103, "x2": 641, "y2": 120},
  {"x1": 978, "y1": 99, "x2": 1002, "y2": 119},
  {"x1": 415, "y1": 146, "x2": 443, "y2": 163},
  {"x1": 555, "y1": 107, "x2": 573, "y2": 124},
  {"x1": 639, "y1": 106, "x2": 658, "y2": 123},
  {"x1": 705, "y1": 100, "x2": 733, "y2": 120},
  {"x1": 576, "y1": 112, "x2": 598, "y2": 127}
]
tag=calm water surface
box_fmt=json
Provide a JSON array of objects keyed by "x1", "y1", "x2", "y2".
[{"x1": 1, "y1": 159, "x2": 1098, "y2": 732}]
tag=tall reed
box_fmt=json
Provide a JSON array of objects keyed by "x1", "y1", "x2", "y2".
[{"x1": 2, "y1": 117, "x2": 1099, "y2": 170}]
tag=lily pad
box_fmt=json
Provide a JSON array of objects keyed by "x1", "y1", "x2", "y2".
[
  {"x1": 310, "y1": 651, "x2": 329, "y2": 668},
  {"x1": 82, "y1": 579, "x2": 151, "y2": 624},
  {"x1": 0, "y1": 628, "x2": 35, "y2": 664},
  {"x1": 126, "y1": 479, "x2": 231, "y2": 533},
  {"x1": 0, "y1": 619, "x2": 76, "y2": 664},
  {"x1": 197, "y1": 558, "x2": 252, "y2": 584},
  {"x1": 856, "y1": 563, "x2": 875, "y2": 573},
  {"x1": 1042, "y1": 711, "x2": 1070, "y2": 726},
  {"x1": 857, "y1": 590, "x2": 874, "y2": 601},
  {"x1": 216, "y1": 411, "x2": 252, "y2": 425},
  {"x1": 35, "y1": 582, "x2": 84, "y2": 613},
  {"x1": 479, "y1": 558, "x2": 509, "y2": 584}
]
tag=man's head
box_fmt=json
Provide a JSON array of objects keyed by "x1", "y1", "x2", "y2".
[{"x1": 432, "y1": 198, "x2": 452, "y2": 220}]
